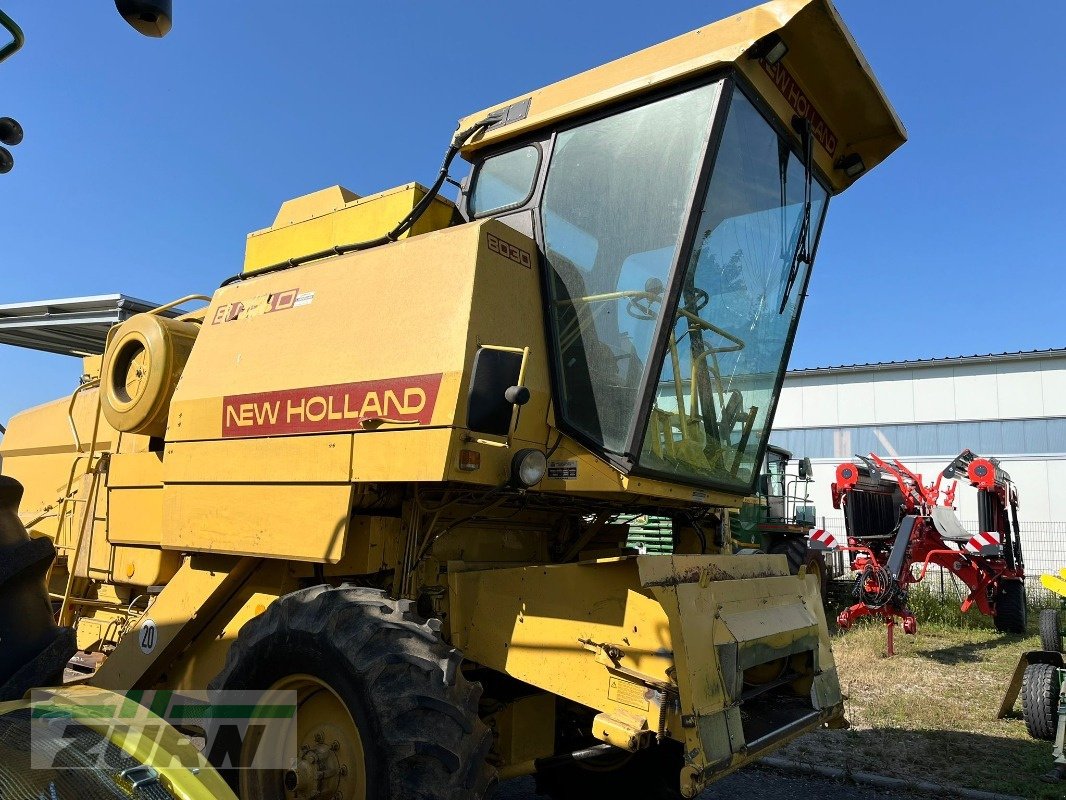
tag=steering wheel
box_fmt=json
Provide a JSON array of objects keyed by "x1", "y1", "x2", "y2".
[{"x1": 625, "y1": 277, "x2": 666, "y2": 320}]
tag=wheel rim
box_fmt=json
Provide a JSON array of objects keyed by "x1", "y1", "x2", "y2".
[{"x1": 241, "y1": 673, "x2": 368, "y2": 800}]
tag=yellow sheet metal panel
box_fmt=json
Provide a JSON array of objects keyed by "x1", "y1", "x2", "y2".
[
  {"x1": 244, "y1": 182, "x2": 458, "y2": 274},
  {"x1": 272, "y1": 184, "x2": 361, "y2": 227},
  {"x1": 91, "y1": 554, "x2": 251, "y2": 690},
  {"x1": 108, "y1": 450, "x2": 162, "y2": 487},
  {"x1": 339, "y1": 515, "x2": 403, "y2": 575},
  {"x1": 169, "y1": 221, "x2": 484, "y2": 444},
  {"x1": 108, "y1": 452, "x2": 165, "y2": 546},
  {"x1": 540, "y1": 437, "x2": 746, "y2": 508},
  {"x1": 161, "y1": 482, "x2": 352, "y2": 562},
  {"x1": 449, "y1": 558, "x2": 676, "y2": 715},
  {"x1": 350, "y1": 428, "x2": 452, "y2": 483},
  {"x1": 112, "y1": 545, "x2": 182, "y2": 586},
  {"x1": 458, "y1": 0, "x2": 904, "y2": 194},
  {"x1": 162, "y1": 434, "x2": 353, "y2": 484},
  {"x1": 640, "y1": 555, "x2": 840, "y2": 794},
  {"x1": 0, "y1": 386, "x2": 114, "y2": 457},
  {"x1": 165, "y1": 565, "x2": 297, "y2": 691},
  {"x1": 108, "y1": 488, "x2": 163, "y2": 545}
]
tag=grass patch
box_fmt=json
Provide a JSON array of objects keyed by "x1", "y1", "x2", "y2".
[{"x1": 775, "y1": 585, "x2": 1066, "y2": 799}]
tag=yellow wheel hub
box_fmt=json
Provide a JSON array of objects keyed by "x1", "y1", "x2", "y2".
[{"x1": 243, "y1": 674, "x2": 367, "y2": 800}]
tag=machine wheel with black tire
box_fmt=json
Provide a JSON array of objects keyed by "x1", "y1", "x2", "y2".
[
  {"x1": 535, "y1": 740, "x2": 685, "y2": 800},
  {"x1": 766, "y1": 536, "x2": 828, "y2": 603},
  {"x1": 210, "y1": 584, "x2": 494, "y2": 800},
  {"x1": 0, "y1": 476, "x2": 76, "y2": 701},
  {"x1": 994, "y1": 579, "x2": 1028, "y2": 634},
  {"x1": 766, "y1": 536, "x2": 806, "y2": 573},
  {"x1": 1021, "y1": 662, "x2": 1060, "y2": 740},
  {"x1": 1040, "y1": 609, "x2": 1062, "y2": 653}
]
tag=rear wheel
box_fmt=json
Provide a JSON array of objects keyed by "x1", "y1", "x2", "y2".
[
  {"x1": 1040, "y1": 609, "x2": 1062, "y2": 653},
  {"x1": 210, "y1": 585, "x2": 494, "y2": 800},
  {"x1": 1022, "y1": 662, "x2": 1060, "y2": 740},
  {"x1": 766, "y1": 536, "x2": 806, "y2": 573},
  {"x1": 994, "y1": 579, "x2": 1027, "y2": 634},
  {"x1": 535, "y1": 741, "x2": 684, "y2": 800}
]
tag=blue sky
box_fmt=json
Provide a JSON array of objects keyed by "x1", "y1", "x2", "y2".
[{"x1": 1, "y1": 1, "x2": 1064, "y2": 425}]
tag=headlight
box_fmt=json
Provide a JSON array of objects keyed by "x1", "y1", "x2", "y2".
[{"x1": 510, "y1": 449, "x2": 546, "y2": 488}]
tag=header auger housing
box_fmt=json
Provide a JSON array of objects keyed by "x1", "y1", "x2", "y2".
[{"x1": 0, "y1": 1, "x2": 904, "y2": 797}]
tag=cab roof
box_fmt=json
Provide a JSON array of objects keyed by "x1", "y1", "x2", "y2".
[{"x1": 457, "y1": 0, "x2": 905, "y2": 194}]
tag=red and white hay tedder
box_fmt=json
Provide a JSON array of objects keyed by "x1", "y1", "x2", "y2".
[{"x1": 812, "y1": 449, "x2": 1026, "y2": 652}]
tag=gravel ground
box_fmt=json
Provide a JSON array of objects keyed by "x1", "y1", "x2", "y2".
[{"x1": 493, "y1": 763, "x2": 924, "y2": 799}]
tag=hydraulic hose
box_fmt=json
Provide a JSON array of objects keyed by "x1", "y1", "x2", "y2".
[{"x1": 220, "y1": 112, "x2": 503, "y2": 287}]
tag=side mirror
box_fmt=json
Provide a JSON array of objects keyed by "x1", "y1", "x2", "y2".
[
  {"x1": 0, "y1": 10, "x2": 25, "y2": 65},
  {"x1": 115, "y1": 0, "x2": 173, "y2": 37},
  {"x1": 0, "y1": 117, "x2": 23, "y2": 146},
  {"x1": 799, "y1": 457, "x2": 813, "y2": 479}
]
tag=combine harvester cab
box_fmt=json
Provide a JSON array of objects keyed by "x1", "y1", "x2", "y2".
[{"x1": 0, "y1": 1, "x2": 905, "y2": 797}]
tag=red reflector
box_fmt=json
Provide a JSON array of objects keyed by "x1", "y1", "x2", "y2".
[{"x1": 459, "y1": 449, "x2": 481, "y2": 472}]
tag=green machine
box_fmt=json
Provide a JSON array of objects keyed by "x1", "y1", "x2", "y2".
[{"x1": 730, "y1": 445, "x2": 827, "y2": 596}]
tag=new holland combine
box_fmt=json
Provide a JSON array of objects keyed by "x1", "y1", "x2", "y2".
[{"x1": 0, "y1": 1, "x2": 905, "y2": 797}]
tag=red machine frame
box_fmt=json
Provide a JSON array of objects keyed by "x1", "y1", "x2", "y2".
[{"x1": 826, "y1": 450, "x2": 1025, "y2": 652}]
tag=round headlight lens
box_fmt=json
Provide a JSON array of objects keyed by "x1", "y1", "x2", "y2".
[{"x1": 511, "y1": 448, "x2": 547, "y2": 488}]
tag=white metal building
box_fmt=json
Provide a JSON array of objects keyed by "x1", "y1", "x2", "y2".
[{"x1": 771, "y1": 349, "x2": 1066, "y2": 577}]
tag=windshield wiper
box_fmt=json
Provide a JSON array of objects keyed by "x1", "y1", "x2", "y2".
[{"x1": 779, "y1": 116, "x2": 814, "y2": 314}]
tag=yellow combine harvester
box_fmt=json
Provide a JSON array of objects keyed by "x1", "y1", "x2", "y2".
[{"x1": 0, "y1": 1, "x2": 905, "y2": 797}]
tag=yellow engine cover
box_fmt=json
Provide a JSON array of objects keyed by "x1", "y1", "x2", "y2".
[{"x1": 243, "y1": 182, "x2": 459, "y2": 274}]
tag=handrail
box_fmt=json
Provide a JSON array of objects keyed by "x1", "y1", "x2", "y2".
[
  {"x1": 148, "y1": 293, "x2": 211, "y2": 316},
  {"x1": 66, "y1": 377, "x2": 100, "y2": 452}
]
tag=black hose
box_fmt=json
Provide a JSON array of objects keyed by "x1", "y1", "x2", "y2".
[{"x1": 219, "y1": 112, "x2": 503, "y2": 287}]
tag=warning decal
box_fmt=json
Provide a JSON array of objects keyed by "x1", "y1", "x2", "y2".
[{"x1": 222, "y1": 374, "x2": 443, "y2": 438}]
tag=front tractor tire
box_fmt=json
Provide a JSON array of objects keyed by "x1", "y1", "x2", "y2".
[{"x1": 210, "y1": 585, "x2": 494, "y2": 800}]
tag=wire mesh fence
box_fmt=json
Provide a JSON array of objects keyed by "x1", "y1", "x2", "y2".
[{"x1": 818, "y1": 517, "x2": 1066, "y2": 603}]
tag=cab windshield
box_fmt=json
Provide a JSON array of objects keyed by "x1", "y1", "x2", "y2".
[{"x1": 539, "y1": 80, "x2": 828, "y2": 491}]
